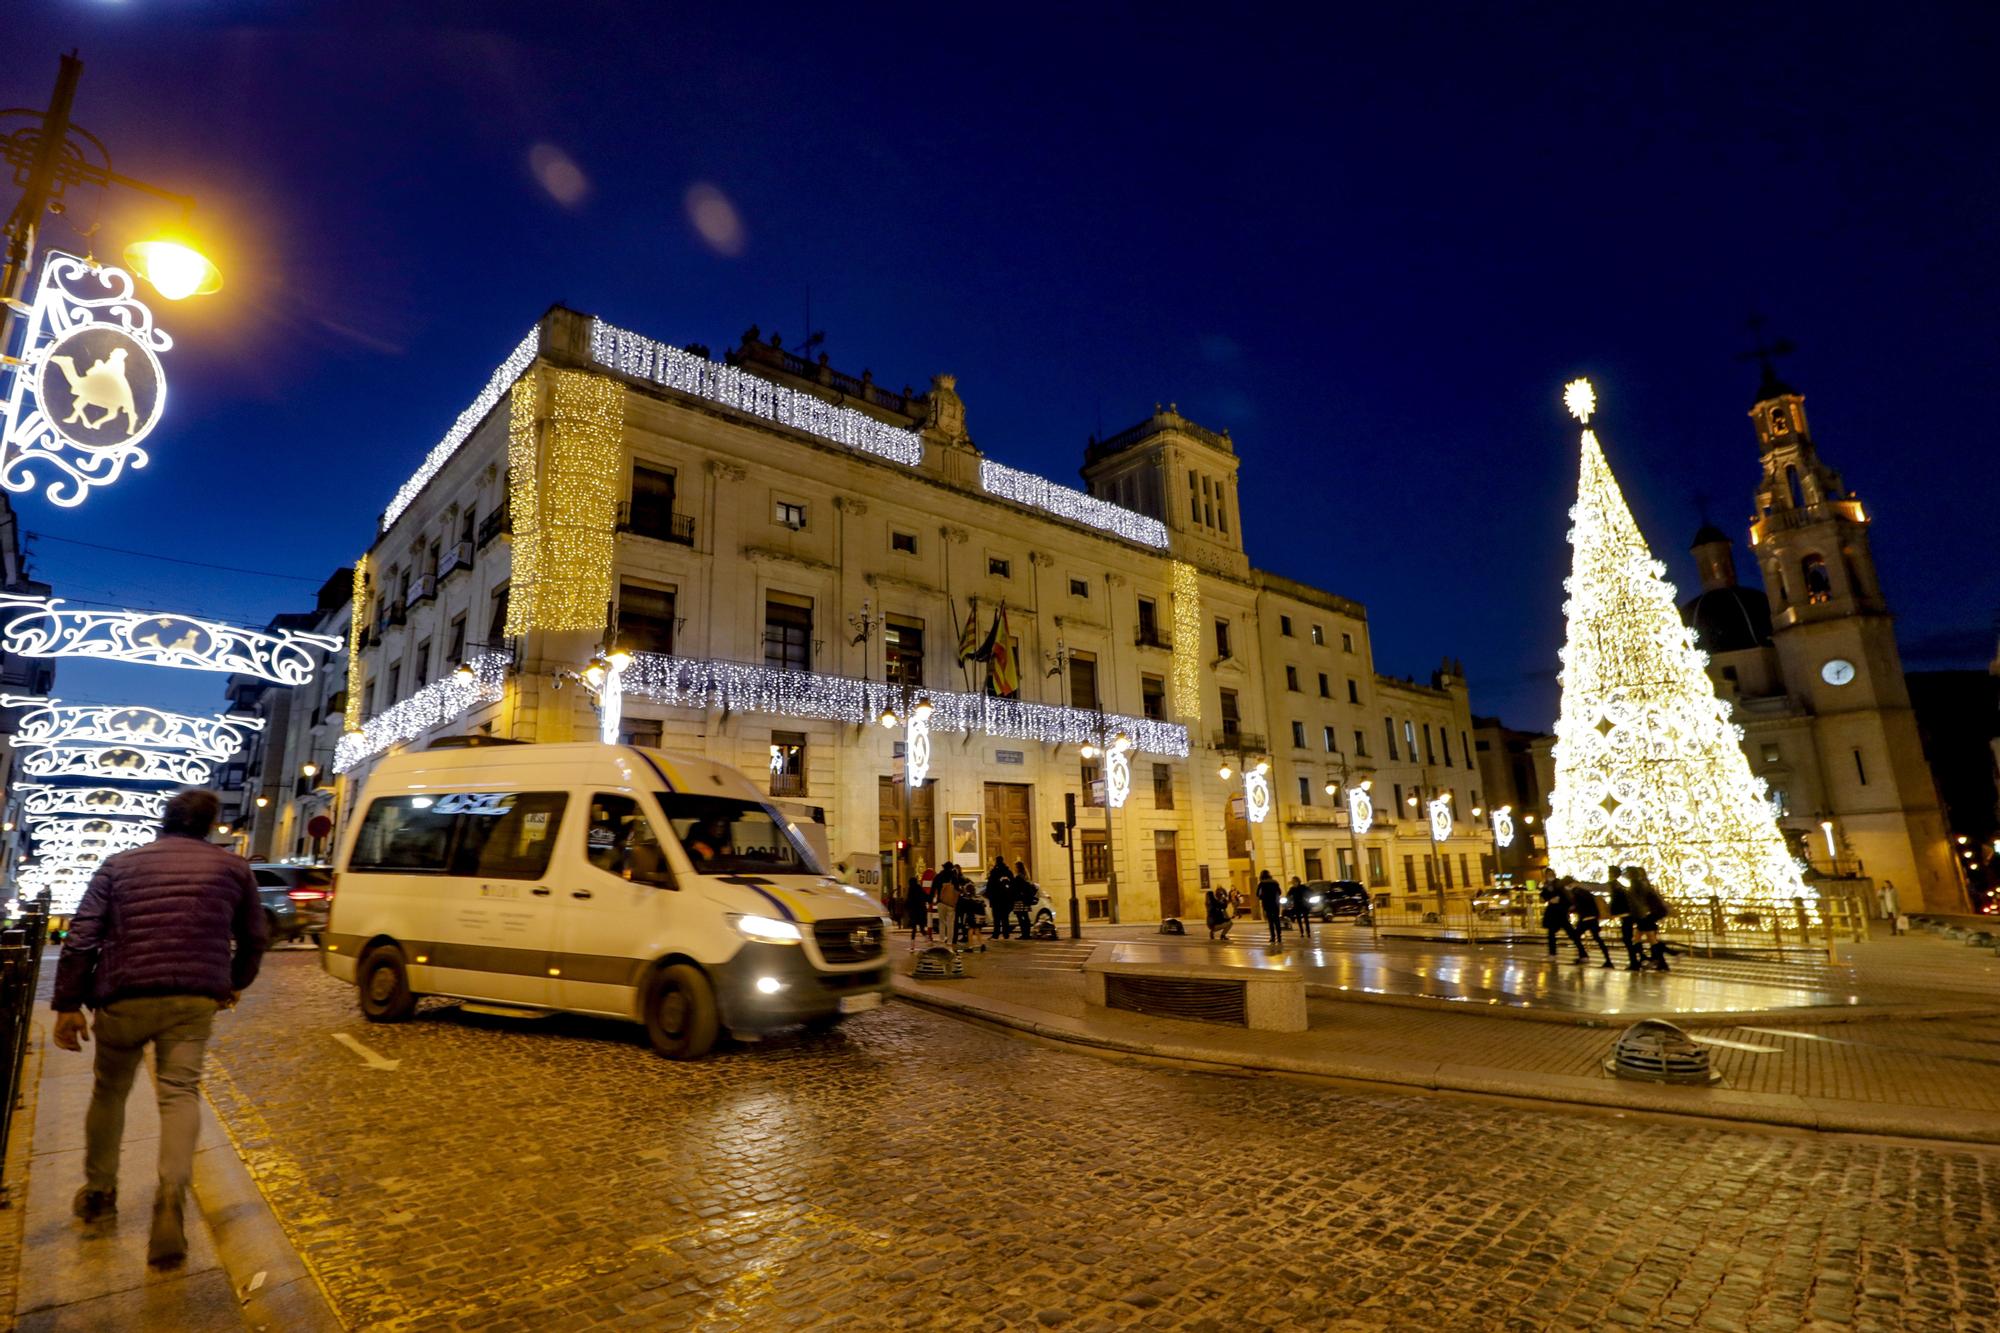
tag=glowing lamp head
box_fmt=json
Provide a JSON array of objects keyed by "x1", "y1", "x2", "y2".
[
  {"x1": 1405, "y1": 794, "x2": 1418, "y2": 807},
  {"x1": 1080, "y1": 744, "x2": 1099, "y2": 760},
  {"x1": 1523, "y1": 813, "x2": 1535, "y2": 824},
  {"x1": 878, "y1": 707, "x2": 899, "y2": 729},
  {"x1": 453, "y1": 662, "x2": 475, "y2": 685},
  {"x1": 1324, "y1": 782, "x2": 1337, "y2": 796},
  {"x1": 606, "y1": 650, "x2": 634, "y2": 672},
  {"x1": 253, "y1": 796, "x2": 269, "y2": 809},
  {"x1": 1253, "y1": 760, "x2": 1270, "y2": 776},
  {"x1": 123, "y1": 238, "x2": 222, "y2": 301},
  {"x1": 216, "y1": 824, "x2": 231, "y2": 836},
  {"x1": 1111, "y1": 732, "x2": 1132, "y2": 754},
  {"x1": 1956, "y1": 834, "x2": 1969, "y2": 845},
  {"x1": 1471, "y1": 807, "x2": 1483, "y2": 817},
  {"x1": 1217, "y1": 765, "x2": 1233, "y2": 781},
  {"x1": 300, "y1": 762, "x2": 319, "y2": 779},
  {"x1": 582, "y1": 664, "x2": 606, "y2": 691},
  {"x1": 1361, "y1": 778, "x2": 1373, "y2": 791},
  {"x1": 911, "y1": 698, "x2": 933, "y2": 723},
  {"x1": 1563, "y1": 376, "x2": 1595, "y2": 423}
]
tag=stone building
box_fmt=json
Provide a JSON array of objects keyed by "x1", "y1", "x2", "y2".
[
  {"x1": 331, "y1": 307, "x2": 1490, "y2": 919},
  {"x1": 1678, "y1": 364, "x2": 1965, "y2": 913}
]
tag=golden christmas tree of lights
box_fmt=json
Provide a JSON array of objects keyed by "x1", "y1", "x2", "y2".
[{"x1": 1545, "y1": 377, "x2": 1810, "y2": 906}]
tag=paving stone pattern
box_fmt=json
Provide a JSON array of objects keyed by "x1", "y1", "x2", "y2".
[{"x1": 206, "y1": 954, "x2": 2000, "y2": 1331}]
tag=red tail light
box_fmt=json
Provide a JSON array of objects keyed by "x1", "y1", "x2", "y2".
[{"x1": 288, "y1": 889, "x2": 329, "y2": 902}]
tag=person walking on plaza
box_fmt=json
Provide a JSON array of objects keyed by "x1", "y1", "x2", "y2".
[
  {"x1": 1011, "y1": 861, "x2": 1036, "y2": 939},
  {"x1": 1257, "y1": 870, "x2": 1285, "y2": 947},
  {"x1": 51, "y1": 789, "x2": 267, "y2": 1267},
  {"x1": 1540, "y1": 879, "x2": 1582, "y2": 958},
  {"x1": 1606, "y1": 871, "x2": 1643, "y2": 970},
  {"x1": 1567, "y1": 876, "x2": 1615, "y2": 966},
  {"x1": 1287, "y1": 877, "x2": 1314, "y2": 945},
  {"x1": 905, "y1": 873, "x2": 932, "y2": 948},
  {"x1": 1626, "y1": 864, "x2": 1672, "y2": 971}
]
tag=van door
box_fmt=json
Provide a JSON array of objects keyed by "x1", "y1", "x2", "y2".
[
  {"x1": 437, "y1": 790, "x2": 569, "y2": 1006},
  {"x1": 558, "y1": 792, "x2": 678, "y2": 1015}
]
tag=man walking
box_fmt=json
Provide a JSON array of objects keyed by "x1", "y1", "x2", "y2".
[
  {"x1": 1257, "y1": 870, "x2": 1285, "y2": 948},
  {"x1": 52, "y1": 789, "x2": 266, "y2": 1266}
]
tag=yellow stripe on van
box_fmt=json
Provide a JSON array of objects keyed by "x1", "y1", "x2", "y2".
[{"x1": 763, "y1": 886, "x2": 809, "y2": 917}]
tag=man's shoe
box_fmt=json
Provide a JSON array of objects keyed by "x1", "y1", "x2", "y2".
[
  {"x1": 72, "y1": 1187, "x2": 116, "y2": 1222},
  {"x1": 148, "y1": 1192, "x2": 186, "y2": 1266}
]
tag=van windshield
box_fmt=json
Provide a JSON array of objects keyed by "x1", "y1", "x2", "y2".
[{"x1": 660, "y1": 794, "x2": 819, "y2": 876}]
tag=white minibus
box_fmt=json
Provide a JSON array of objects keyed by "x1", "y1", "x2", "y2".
[{"x1": 322, "y1": 740, "x2": 891, "y2": 1058}]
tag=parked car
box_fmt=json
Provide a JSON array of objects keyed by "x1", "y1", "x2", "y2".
[
  {"x1": 1307, "y1": 880, "x2": 1373, "y2": 923},
  {"x1": 1470, "y1": 886, "x2": 1529, "y2": 919},
  {"x1": 251, "y1": 864, "x2": 333, "y2": 944}
]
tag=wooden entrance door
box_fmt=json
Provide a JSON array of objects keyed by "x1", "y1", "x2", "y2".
[
  {"x1": 981, "y1": 782, "x2": 1032, "y2": 876},
  {"x1": 878, "y1": 776, "x2": 936, "y2": 877},
  {"x1": 1154, "y1": 829, "x2": 1182, "y2": 918}
]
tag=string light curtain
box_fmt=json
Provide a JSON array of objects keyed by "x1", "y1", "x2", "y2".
[
  {"x1": 507, "y1": 369, "x2": 623, "y2": 636},
  {"x1": 344, "y1": 556, "x2": 369, "y2": 732},
  {"x1": 1545, "y1": 378, "x2": 1809, "y2": 906},
  {"x1": 1169, "y1": 560, "x2": 1202, "y2": 722}
]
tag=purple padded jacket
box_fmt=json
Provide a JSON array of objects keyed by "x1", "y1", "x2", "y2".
[{"x1": 52, "y1": 835, "x2": 268, "y2": 1012}]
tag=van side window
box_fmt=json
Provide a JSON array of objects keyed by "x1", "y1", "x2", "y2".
[
  {"x1": 350, "y1": 796, "x2": 456, "y2": 872},
  {"x1": 448, "y1": 791, "x2": 568, "y2": 880},
  {"x1": 587, "y1": 794, "x2": 673, "y2": 886}
]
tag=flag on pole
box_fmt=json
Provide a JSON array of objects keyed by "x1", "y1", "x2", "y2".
[
  {"x1": 985, "y1": 605, "x2": 1020, "y2": 697},
  {"x1": 956, "y1": 598, "x2": 982, "y2": 664}
]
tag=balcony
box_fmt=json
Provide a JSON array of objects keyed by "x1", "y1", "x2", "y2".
[
  {"x1": 1134, "y1": 624, "x2": 1173, "y2": 650},
  {"x1": 377, "y1": 599, "x2": 407, "y2": 633},
  {"x1": 476, "y1": 503, "x2": 510, "y2": 549},
  {"x1": 769, "y1": 771, "x2": 807, "y2": 798},
  {"x1": 617, "y1": 500, "x2": 696, "y2": 546},
  {"x1": 409, "y1": 574, "x2": 438, "y2": 606},
  {"x1": 1211, "y1": 729, "x2": 1266, "y2": 754},
  {"x1": 438, "y1": 541, "x2": 474, "y2": 581}
]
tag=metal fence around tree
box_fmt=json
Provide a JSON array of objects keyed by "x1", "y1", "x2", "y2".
[{"x1": 0, "y1": 896, "x2": 51, "y2": 1205}]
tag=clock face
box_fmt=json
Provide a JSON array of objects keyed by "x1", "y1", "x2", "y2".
[{"x1": 1821, "y1": 658, "x2": 1856, "y2": 686}]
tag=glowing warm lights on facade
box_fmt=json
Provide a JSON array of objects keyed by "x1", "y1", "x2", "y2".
[
  {"x1": 345, "y1": 557, "x2": 370, "y2": 732},
  {"x1": 1169, "y1": 560, "x2": 1202, "y2": 722},
  {"x1": 1545, "y1": 379, "x2": 1810, "y2": 906},
  {"x1": 506, "y1": 370, "x2": 623, "y2": 636}
]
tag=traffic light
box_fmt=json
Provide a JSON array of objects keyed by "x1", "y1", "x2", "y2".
[
  {"x1": 1064, "y1": 792, "x2": 1077, "y2": 826},
  {"x1": 1050, "y1": 821, "x2": 1068, "y2": 847},
  {"x1": 895, "y1": 839, "x2": 908, "y2": 850}
]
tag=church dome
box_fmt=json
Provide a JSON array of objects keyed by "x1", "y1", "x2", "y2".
[
  {"x1": 1690, "y1": 522, "x2": 1731, "y2": 549},
  {"x1": 1681, "y1": 585, "x2": 1773, "y2": 654}
]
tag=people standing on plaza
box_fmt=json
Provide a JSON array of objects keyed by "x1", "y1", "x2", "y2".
[
  {"x1": 1257, "y1": 870, "x2": 1285, "y2": 947},
  {"x1": 1540, "y1": 879, "x2": 1582, "y2": 958},
  {"x1": 1606, "y1": 871, "x2": 1643, "y2": 970},
  {"x1": 1287, "y1": 877, "x2": 1314, "y2": 944},
  {"x1": 905, "y1": 873, "x2": 932, "y2": 948},
  {"x1": 1626, "y1": 864, "x2": 1672, "y2": 971},
  {"x1": 884, "y1": 877, "x2": 904, "y2": 932},
  {"x1": 1879, "y1": 880, "x2": 1904, "y2": 935},
  {"x1": 51, "y1": 789, "x2": 267, "y2": 1267},
  {"x1": 988, "y1": 860, "x2": 1017, "y2": 940},
  {"x1": 936, "y1": 865, "x2": 962, "y2": 953},
  {"x1": 1011, "y1": 861, "x2": 1036, "y2": 939},
  {"x1": 1566, "y1": 876, "x2": 1614, "y2": 966},
  {"x1": 1205, "y1": 885, "x2": 1232, "y2": 941}
]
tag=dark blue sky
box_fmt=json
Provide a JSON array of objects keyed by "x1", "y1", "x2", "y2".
[{"x1": 10, "y1": 2, "x2": 1998, "y2": 726}]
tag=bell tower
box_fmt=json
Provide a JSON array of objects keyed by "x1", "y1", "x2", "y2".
[{"x1": 1738, "y1": 344, "x2": 1963, "y2": 911}]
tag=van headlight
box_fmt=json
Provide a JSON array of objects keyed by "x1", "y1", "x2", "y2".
[{"x1": 733, "y1": 914, "x2": 803, "y2": 944}]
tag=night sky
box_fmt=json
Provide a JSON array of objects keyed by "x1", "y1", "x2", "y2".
[{"x1": 9, "y1": 2, "x2": 1997, "y2": 727}]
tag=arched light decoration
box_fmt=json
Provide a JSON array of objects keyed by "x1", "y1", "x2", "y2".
[
  {"x1": 334, "y1": 652, "x2": 509, "y2": 772},
  {"x1": 13, "y1": 784, "x2": 168, "y2": 820},
  {"x1": 1491, "y1": 806, "x2": 1516, "y2": 849},
  {"x1": 1545, "y1": 376, "x2": 1810, "y2": 905},
  {"x1": 0, "y1": 251, "x2": 174, "y2": 507},
  {"x1": 16, "y1": 743, "x2": 212, "y2": 784},
  {"x1": 32, "y1": 822, "x2": 156, "y2": 853},
  {"x1": 0, "y1": 595, "x2": 343, "y2": 684},
  {"x1": 1347, "y1": 785, "x2": 1374, "y2": 835},
  {"x1": 1243, "y1": 762, "x2": 1273, "y2": 824},
  {"x1": 1428, "y1": 795, "x2": 1454, "y2": 842},
  {"x1": 0, "y1": 695, "x2": 262, "y2": 761},
  {"x1": 591, "y1": 319, "x2": 923, "y2": 467},
  {"x1": 26, "y1": 812, "x2": 160, "y2": 835}
]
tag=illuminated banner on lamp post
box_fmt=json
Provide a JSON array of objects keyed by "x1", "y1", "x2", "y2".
[
  {"x1": 12, "y1": 784, "x2": 169, "y2": 820},
  {"x1": 0, "y1": 595, "x2": 342, "y2": 684},
  {"x1": 0, "y1": 251, "x2": 171, "y2": 507},
  {"x1": 0, "y1": 695, "x2": 262, "y2": 761},
  {"x1": 15, "y1": 742, "x2": 212, "y2": 784}
]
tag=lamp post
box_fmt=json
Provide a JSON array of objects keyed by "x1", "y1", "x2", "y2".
[
  {"x1": 2, "y1": 53, "x2": 221, "y2": 365},
  {"x1": 1081, "y1": 724, "x2": 1132, "y2": 923},
  {"x1": 882, "y1": 695, "x2": 933, "y2": 913}
]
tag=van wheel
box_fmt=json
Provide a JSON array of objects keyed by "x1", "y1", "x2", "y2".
[
  {"x1": 358, "y1": 945, "x2": 417, "y2": 1022},
  {"x1": 644, "y1": 964, "x2": 718, "y2": 1059},
  {"x1": 264, "y1": 910, "x2": 285, "y2": 945}
]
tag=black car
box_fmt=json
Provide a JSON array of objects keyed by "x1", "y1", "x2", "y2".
[
  {"x1": 251, "y1": 864, "x2": 333, "y2": 945},
  {"x1": 1307, "y1": 880, "x2": 1373, "y2": 923}
]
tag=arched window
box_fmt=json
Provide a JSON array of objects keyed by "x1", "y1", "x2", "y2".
[
  {"x1": 1802, "y1": 554, "x2": 1832, "y2": 605},
  {"x1": 1786, "y1": 465, "x2": 1805, "y2": 510}
]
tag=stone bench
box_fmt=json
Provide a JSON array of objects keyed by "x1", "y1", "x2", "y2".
[{"x1": 1083, "y1": 941, "x2": 1307, "y2": 1032}]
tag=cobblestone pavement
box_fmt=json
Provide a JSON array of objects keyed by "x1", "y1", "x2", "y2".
[{"x1": 205, "y1": 953, "x2": 2000, "y2": 1332}]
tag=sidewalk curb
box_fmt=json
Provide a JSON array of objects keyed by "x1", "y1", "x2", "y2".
[
  {"x1": 890, "y1": 976, "x2": 2000, "y2": 1146},
  {"x1": 1296, "y1": 983, "x2": 2000, "y2": 1028},
  {"x1": 191, "y1": 1091, "x2": 343, "y2": 1331}
]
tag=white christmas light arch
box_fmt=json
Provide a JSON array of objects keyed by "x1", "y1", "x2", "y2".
[{"x1": 0, "y1": 695, "x2": 261, "y2": 761}]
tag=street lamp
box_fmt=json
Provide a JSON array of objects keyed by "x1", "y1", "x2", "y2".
[
  {"x1": 253, "y1": 795, "x2": 269, "y2": 809},
  {"x1": 300, "y1": 762, "x2": 320, "y2": 779}
]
